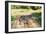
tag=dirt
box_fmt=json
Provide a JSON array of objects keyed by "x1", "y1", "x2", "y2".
[{"x1": 11, "y1": 16, "x2": 40, "y2": 29}]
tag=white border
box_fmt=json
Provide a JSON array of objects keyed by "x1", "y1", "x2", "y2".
[{"x1": 8, "y1": 3, "x2": 44, "y2": 32}]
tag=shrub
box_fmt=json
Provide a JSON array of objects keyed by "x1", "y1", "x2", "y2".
[
  {"x1": 11, "y1": 16, "x2": 16, "y2": 21},
  {"x1": 32, "y1": 12, "x2": 41, "y2": 26}
]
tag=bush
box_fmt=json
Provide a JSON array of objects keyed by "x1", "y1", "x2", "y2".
[
  {"x1": 32, "y1": 12, "x2": 41, "y2": 26},
  {"x1": 11, "y1": 16, "x2": 16, "y2": 21}
]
